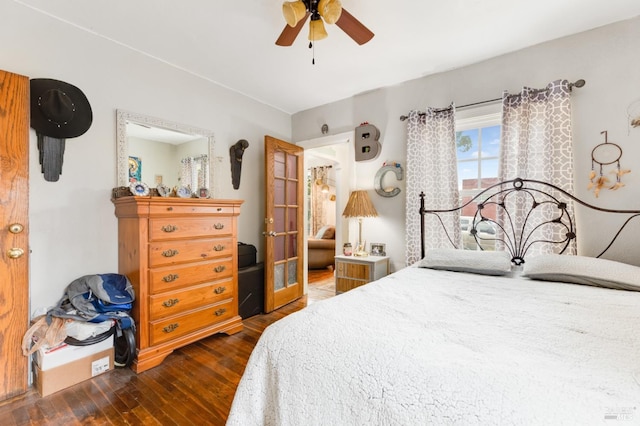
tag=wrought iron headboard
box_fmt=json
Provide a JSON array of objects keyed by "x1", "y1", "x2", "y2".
[{"x1": 419, "y1": 178, "x2": 640, "y2": 264}]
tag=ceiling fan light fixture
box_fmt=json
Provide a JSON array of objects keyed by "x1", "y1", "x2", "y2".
[
  {"x1": 318, "y1": 0, "x2": 342, "y2": 25},
  {"x1": 283, "y1": 1, "x2": 307, "y2": 27},
  {"x1": 308, "y1": 18, "x2": 328, "y2": 41}
]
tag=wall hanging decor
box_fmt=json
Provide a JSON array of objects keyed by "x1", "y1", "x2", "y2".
[
  {"x1": 355, "y1": 122, "x2": 381, "y2": 162},
  {"x1": 230, "y1": 139, "x2": 249, "y2": 189},
  {"x1": 627, "y1": 99, "x2": 640, "y2": 130},
  {"x1": 374, "y1": 161, "x2": 403, "y2": 197},
  {"x1": 30, "y1": 78, "x2": 93, "y2": 182},
  {"x1": 587, "y1": 130, "x2": 631, "y2": 197}
]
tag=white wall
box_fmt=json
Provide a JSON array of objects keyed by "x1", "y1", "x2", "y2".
[
  {"x1": 0, "y1": 2, "x2": 291, "y2": 315},
  {"x1": 292, "y1": 16, "x2": 640, "y2": 270}
]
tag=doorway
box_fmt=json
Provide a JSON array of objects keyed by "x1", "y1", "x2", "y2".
[{"x1": 299, "y1": 132, "x2": 354, "y2": 302}]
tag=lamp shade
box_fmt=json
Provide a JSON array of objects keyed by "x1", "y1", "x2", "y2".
[
  {"x1": 342, "y1": 190, "x2": 378, "y2": 218},
  {"x1": 283, "y1": 1, "x2": 307, "y2": 27},
  {"x1": 318, "y1": 0, "x2": 342, "y2": 24},
  {"x1": 308, "y1": 18, "x2": 328, "y2": 41}
]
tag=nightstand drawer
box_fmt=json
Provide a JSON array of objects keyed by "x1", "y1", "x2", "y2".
[{"x1": 336, "y1": 261, "x2": 370, "y2": 280}]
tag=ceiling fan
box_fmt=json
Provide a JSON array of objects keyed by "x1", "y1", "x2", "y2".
[{"x1": 276, "y1": 0, "x2": 374, "y2": 46}]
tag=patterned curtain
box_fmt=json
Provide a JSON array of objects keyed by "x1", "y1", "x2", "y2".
[
  {"x1": 405, "y1": 107, "x2": 460, "y2": 265},
  {"x1": 499, "y1": 79, "x2": 576, "y2": 255},
  {"x1": 310, "y1": 166, "x2": 330, "y2": 236},
  {"x1": 180, "y1": 155, "x2": 209, "y2": 191}
]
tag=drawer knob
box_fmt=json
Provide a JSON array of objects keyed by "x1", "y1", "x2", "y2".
[
  {"x1": 213, "y1": 244, "x2": 225, "y2": 251},
  {"x1": 162, "y1": 249, "x2": 179, "y2": 257},
  {"x1": 214, "y1": 286, "x2": 226, "y2": 294},
  {"x1": 214, "y1": 308, "x2": 227, "y2": 316},
  {"x1": 162, "y1": 274, "x2": 179, "y2": 282},
  {"x1": 163, "y1": 323, "x2": 179, "y2": 333},
  {"x1": 167, "y1": 207, "x2": 173, "y2": 211},
  {"x1": 216, "y1": 207, "x2": 222, "y2": 212},
  {"x1": 214, "y1": 265, "x2": 226, "y2": 273},
  {"x1": 161, "y1": 224, "x2": 178, "y2": 233},
  {"x1": 162, "y1": 298, "x2": 180, "y2": 308},
  {"x1": 214, "y1": 223, "x2": 225, "y2": 230}
]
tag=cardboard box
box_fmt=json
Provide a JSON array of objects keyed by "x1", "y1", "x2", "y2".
[
  {"x1": 33, "y1": 347, "x2": 114, "y2": 397},
  {"x1": 35, "y1": 334, "x2": 114, "y2": 370}
]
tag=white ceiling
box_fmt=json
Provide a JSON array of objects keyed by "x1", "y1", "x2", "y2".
[{"x1": 15, "y1": 0, "x2": 640, "y2": 114}]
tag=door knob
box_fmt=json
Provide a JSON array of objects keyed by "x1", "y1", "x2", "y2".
[
  {"x1": 7, "y1": 248, "x2": 25, "y2": 259},
  {"x1": 262, "y1": 231, "x2": 277, "y2": 237},
  {"x1": 8, "y1": 223, "x2": 24, "y2": 234}
]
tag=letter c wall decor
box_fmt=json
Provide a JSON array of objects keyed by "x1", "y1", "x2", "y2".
[{"x1": 374, "y1": 164, "x2": 403, "y2": 197}]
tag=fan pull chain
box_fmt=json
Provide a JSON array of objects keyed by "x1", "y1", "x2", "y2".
[{"x1": 309, "y1": 41, "x2": 315, "y2": 65}]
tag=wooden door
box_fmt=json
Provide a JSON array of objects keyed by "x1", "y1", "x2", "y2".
[
  {"x1": 263, "y1": 136, "x2": 304, "y2": 312},
  {"x1": 0, "y1": 70, "x2": 30, "y2": 400}
]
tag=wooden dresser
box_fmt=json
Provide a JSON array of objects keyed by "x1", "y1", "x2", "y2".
[{"x1": 113, "y1": 197, "x2": 244, "y2": 373}]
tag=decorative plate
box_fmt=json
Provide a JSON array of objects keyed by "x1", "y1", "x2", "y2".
[
  {"x1": 129, "y1": 181, "x2": 150, "y2": 196},
  {"x1": 196, "y1": 187, "x2": 210, "y2": 199},
  {"x1": 177, "y1": 185, "x2": 192, "y2": 198},
  {"x1": 156, "y1": 183, "x2": 171, "y2": 197}
]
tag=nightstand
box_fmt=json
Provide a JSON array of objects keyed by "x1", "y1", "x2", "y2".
[{"x1": 334, "y1": 255, "x2": 390, "y2": 294}]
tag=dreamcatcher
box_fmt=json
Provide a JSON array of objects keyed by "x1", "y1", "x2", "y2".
[{"x1": 587, "y1": 131, "x2": 630, "y2": 197}]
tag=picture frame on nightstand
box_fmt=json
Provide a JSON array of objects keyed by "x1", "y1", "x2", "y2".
[{"x1": 370, "y1": 243, "x2": 386, "y2": 256}]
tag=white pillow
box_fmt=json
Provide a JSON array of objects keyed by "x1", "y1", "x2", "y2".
[
  {"x1": 416, "y1": 248, "x2": 512, "y2": 276},
  {"x1": 522, "y1": 254, "x2": 640, "y2": 291}
]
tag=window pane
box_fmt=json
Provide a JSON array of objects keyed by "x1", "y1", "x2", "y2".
[
  {"x1": 275, "y1": 235, "x2": 285, "y2": 261},
  {"x1": 287, "y1": 180, "x2": 297, "y2": 204},
  {"x1": 286, "y1": 154, "x2": 297, "y2": 178},
  {"x1": 288, "y1": 234, "x2": 297, "y2": 258},
  {"x1": 481, "y1": 125, "x2": 501, "y2": 158},
  {"x1": 288, "y1": 260, "x2": 297, "y2": 285},
  {"x1": 274, "y1": 263, "x2": 285, "y2": 290},
  {"x1": 480, "y1": 158, "x2": 499, "y2": 182},
  {"x1": 288, "y1": 207, "x2": 297, "y2": 231},
  {"x1": 456, "y1": 129, "x2": 478, "y2": 160},
  {"x1": 274, "y1": 152, "x2": 285, "y2": 177},
  {"x1": 274, "y1": 178, "x2": 285, "y2": 205},
  {"x1": 274, "y1": 207, "x2": 285, "y2": 233},
  {"x1": 458, "y1": 161, "x2": 478, "y2": 191}
]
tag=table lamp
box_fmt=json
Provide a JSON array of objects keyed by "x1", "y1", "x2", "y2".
[{"x1": 342, "y1": 190, "x2": 378, "y2": 256}]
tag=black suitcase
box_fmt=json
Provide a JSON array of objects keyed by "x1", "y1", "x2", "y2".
[
  {"x1": 237, "y1": 242, "x2": 257, "y2": 269},
  {"x1": 238, "y1": 262, "x2": 264, "y2": 319}
]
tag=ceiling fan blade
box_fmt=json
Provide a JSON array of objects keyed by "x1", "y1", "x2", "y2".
[
  {"x1": 275, "y1": 12, "x2": 310, "y2": 46},
  {"x1": 335, "y1": 8, "x2": 374, "y2": 45}
]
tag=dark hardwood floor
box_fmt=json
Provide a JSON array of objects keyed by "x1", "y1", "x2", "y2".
[{"x1": 0, "y1": 271, "x2": 336, "y2": 426}]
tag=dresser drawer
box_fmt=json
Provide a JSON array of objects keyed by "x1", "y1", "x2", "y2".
[
  {"x1": 149, "y1": 238, "x2": 234, "y2": 267},
  {"x1": 149, "y1": 280, "x2": 233, "y2": 320},
  {"x1": 149, "y1": 258, "x2": 233, "y2": 294},
  {"x1": 149, "y1": 217, "x2": 232, "y2": 241},
  {"x1": 149, "y1": 300, "x2": 236, "y2": 346},
  {"x1": 149, "y1": 204, "x2": 237, "y2": 216}
]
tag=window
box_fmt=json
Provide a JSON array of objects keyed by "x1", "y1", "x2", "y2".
[
  {"x1": 456, "y1": 113, "x2": 501, "y2": 250},
  {"x1": 456, "y1": 113, "x2": 501, "y2": 195}
]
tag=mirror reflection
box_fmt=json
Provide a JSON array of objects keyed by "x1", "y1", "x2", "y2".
[{"x1": 116, "y1": 110, "x2": 216, "y2": 194}]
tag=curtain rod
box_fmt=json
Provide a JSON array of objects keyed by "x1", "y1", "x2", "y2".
[{"x1": 399, "y1": 79, "x2": 586, "y2": 121}]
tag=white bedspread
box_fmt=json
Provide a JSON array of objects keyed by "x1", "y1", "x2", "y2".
[{"x1": 227, "y1": 266, "x2": 640, "y2": 425}]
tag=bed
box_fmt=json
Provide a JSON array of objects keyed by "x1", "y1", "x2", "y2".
[{"x1": 227, "y1": 178, "x2": 640, "y2": 425}]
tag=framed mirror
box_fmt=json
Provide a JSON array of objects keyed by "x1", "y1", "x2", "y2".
[{"x1": 116, "y1": 110, "x2": 216, "y2": 196}]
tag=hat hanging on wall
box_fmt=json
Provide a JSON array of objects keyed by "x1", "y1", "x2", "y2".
[
  {"x1": 230, "y1": 139, "x2": 249, "y2": 190},
  {"x1": 30, "y1": 78, "x2": 93, "y2": 182}
]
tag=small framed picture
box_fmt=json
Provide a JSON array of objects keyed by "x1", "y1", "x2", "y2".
[{"x1": 370, "y1": 243, "x2": 386, "y2": 256}]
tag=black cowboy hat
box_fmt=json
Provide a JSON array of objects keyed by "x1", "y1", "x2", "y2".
[{"x1": 30, "y1": 78, "x2": 92, "y2": 139}]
